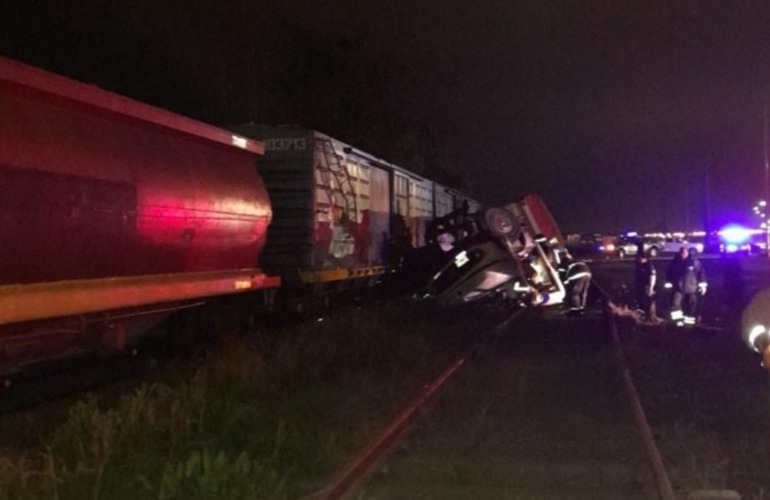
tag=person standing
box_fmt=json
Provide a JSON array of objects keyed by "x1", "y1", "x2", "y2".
[
  {"x1": 634, "y1": 250, "x2": 658, "y2": 322},
  {"x1": 665, "y1": 246, "x2": 707, "y2": 326},
  {"x1": 559, "y1": 251, "x2": 592, "y2": 316}
]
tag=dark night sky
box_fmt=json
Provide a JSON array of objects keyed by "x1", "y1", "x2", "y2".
[{"x1": 3, "y1": 1, "x2": 770, "y2": 234}]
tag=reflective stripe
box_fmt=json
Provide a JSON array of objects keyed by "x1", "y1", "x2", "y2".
[
  {"x1": 749, "y1": 325, "x2": 767, "y2": 352},
  {"x1": 684, "y1": 316, "x2": 696, "y2": 325},
  {"x1": 567, "y1": 262, "x2": 588, "y2": 272},
  {"x1": 670, "y1": 310, "x2": 684, "y2": 320},
  {"x1": 513, "y1": 282, "x2": 531, "y2": 292},
  {"x1": 0, "y1": 269, "x2": 280, "y2": 326},
  {"x1": 300, "y1": 266, "x2": 389, "y2": 284}
]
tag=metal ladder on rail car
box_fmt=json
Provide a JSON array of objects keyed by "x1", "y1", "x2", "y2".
[{"x1": 318, "y1": 138, "x2": 357, "y2": 223}]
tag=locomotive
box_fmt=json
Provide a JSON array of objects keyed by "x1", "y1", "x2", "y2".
[{"x1": 0, "y1": 56, "x2": 480, "y2": 374}]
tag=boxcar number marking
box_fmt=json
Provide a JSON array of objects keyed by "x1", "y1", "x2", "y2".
[{"x1": 265, "y1": 138, "x2": 307, "y2": 151}]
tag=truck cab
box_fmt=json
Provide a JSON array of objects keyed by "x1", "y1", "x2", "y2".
[{"x1": 422, "y1": 195, "x2": 567, "y2": 308}]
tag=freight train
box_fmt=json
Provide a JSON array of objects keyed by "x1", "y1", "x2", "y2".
[
  {"x1": 230, "y1": 124, "x2": 480, "y2": 299},
  {"x1": 0, "y1": 56, "x2": 482, "y2": 374}
]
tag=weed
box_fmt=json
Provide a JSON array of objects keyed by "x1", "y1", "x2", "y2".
[{"x1": 0, "y1": 303, "x2": 479, "y2": 499}]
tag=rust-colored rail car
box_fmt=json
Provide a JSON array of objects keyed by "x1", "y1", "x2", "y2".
[{"x1": 0, "y1": 57, "x2": 278, "y2": 371}]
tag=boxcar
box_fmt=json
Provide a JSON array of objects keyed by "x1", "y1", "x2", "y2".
[{"x1": 230, "y1": 125, "x2": 480, "y2": 296}]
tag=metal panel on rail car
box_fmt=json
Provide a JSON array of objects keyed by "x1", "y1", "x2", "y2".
[
  {"x1": 433, "y1": 184, "x2": 455, "y2": 218},
  {"x1": 230, "y1": 125, "x2": 395, "y2": 285},
  {"x1": 393, "y1": 172, "x2": 433, "y2": 248},
  {"x1": 226, "y1": 126, "x2": 316, "y2": 281},
  {"x1": 0, "y1": 56, "x2": 277, "y2": 325},
  {"x1": 456, "y1": 194, "x2": 480, "y2": 214}
]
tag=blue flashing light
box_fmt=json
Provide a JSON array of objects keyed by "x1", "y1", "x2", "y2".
[{"x1": 720, "y1": 224, "x2": 751, "y2": 245}]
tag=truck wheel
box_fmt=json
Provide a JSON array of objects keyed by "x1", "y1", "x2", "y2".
[
  {"x1": 483, "y1": 207, "x2": 519, "y2": 239},
  {"x1": 617, "y1": 248, "x2": 626, "y2": 259},
  {"x1": 648, "y1": 247, "x2": 659, "y2": 257}
]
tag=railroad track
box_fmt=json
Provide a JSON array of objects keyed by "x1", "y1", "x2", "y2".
[
  {"x1": 307, "y1": 288, "x2": 678, "y2": 499},
  {"x1": 0, "y1": 296, "x2": 259, "y2": 414},
  {"x1": 3, "y1": 269, "x2": 759, "y2": 497},
  {"x1": 0, "y1": 291, "x2": 400, "y2": 415},
  {"x1": 0, "y1": 350, "x2": 148, "y2": 414}
]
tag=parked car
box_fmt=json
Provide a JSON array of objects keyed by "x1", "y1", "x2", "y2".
[
  {"x1": 602, "y1": 235, "x2": 664, "y2": 259},
  {"x1": 565, "y1": 233, "x2": 604, "y2": 258},
  {"x1": 661, "y1": 236, "x2": 704, "y2": 255},
  {"x1": 639, "y1": 236, "x2": 664, "y2": 257}
]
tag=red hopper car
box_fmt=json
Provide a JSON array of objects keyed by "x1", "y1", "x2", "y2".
[{"x1": 0, "y1": 57, "x2": 279, "y2": 372}]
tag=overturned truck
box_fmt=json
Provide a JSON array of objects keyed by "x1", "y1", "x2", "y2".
[{"x1": 421, "y1": 194, "x2": 569, "y2": 308}]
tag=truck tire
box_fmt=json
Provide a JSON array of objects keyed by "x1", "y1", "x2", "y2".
[{"x1": 483, "y1": 207, "x2": 519, "y2": 239}]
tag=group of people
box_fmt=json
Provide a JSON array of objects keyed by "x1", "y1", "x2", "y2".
[
  {"x1": 531, "y1": 238, "x2": 707, "y2": 324},
  {"x1": 634, "y1": 245, "x2": 707, "y2": 326}
]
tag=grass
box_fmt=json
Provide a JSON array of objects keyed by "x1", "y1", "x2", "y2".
[
  {"x1": 0, "y1": 301, "x2": 479, "y2": 499},
  {"x1": 617, "y1": 315, "x2": 770, "y2": 498},
  {"x1": 594, "y1": 257, "x2": 770, "y2": 498}
]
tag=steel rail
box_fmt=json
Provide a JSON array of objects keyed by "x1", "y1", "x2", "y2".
[
  {"x1": 304, "y1": 307, "x2": 526, "y2": 500},
  {"x1": 593, "y1": 281, "x2": 677, "y2": 500},
  {"x1": 303, "y1": 357, "x2": 466, "y2": 500},
  {"x1": 307, "y1": 280, "x2": 677, "y2": 500}
]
